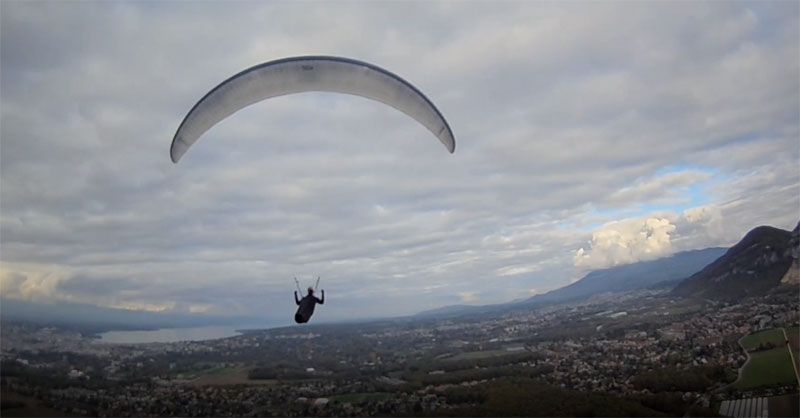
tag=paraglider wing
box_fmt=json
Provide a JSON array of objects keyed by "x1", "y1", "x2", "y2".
[{"x1": 171, "y1": 56, "x2": 455, "y2": 163}]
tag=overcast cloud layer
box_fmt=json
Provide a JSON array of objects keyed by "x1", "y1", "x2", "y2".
[{"x1": 2, "y1": 2, "x2": 798, "y2": 325}]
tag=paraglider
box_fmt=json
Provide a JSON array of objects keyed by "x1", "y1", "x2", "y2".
[
  {"x1": 294, "y1": 277, "x2": 324, "y2": 324},
  {"x1": 170, "y1": 57, "x2": 456, "y2": 324},
  {"x1": 170, "y1": 55, "x2": 455, "y2": 163}
]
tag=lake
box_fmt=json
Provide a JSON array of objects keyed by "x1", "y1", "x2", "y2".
[{"x1": 98, "y1": 324, "x2": 272, "y2": 344}]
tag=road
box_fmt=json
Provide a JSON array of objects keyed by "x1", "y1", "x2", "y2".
[{"x1": 781, "y1": 327, "x2": 800, "y2": 387}]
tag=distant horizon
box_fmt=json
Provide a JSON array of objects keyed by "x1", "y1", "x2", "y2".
[{"x1": 0, "y1": 239, "x2": 748, "y2": 330}]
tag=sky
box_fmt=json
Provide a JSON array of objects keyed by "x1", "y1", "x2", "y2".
[{"x1": 1, "y1": 1, "x2": 798, "y2": 326}]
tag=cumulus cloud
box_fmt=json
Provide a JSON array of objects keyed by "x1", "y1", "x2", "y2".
[
  {"x1": 572, "y1": 200, "x2": 786, "y2": 271},
  {"x1": 675, "y1": 205, "x2": 725, "y2": 248},
  {"x1": 574, "y1": 218, "x2": 677, "y2": 270},
  {"x1": 0, "y1": 264, "x2": 68, "y2": 301}
]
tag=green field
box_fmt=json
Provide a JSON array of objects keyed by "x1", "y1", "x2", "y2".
[
  {"x1": 175, "y1": 363, "x2": 236, "y2": 380},
  {"x1": 735, "y1": 348, "x2": 797, "y2": 389},
  {"x1": 740, "y1": 328, "x2": 786, "y2": 351},
  {"x1": 445, "y1": 349, "x2": 517, "y2": 361},
  {"x1": 197, "y1": 365, "x2": 238, "y2": 377},
  {"x1": 791, "y1": 348, "x2": 799, "y2": 366},
  {"x1": 787, "y1": 326, "x2": 799, "y2": 349},
  {"x1": 329, "y1": 392, "x2": 393, "y2": 404},
  {"x1": 664, "y1": 300, "x2": 705, "y2": 315}
]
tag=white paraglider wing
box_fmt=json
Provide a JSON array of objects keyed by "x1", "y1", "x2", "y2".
[{"x1": 171, "y1": 56, "x2": 455, "y2": 162}]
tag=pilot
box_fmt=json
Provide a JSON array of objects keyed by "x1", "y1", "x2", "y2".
[{"x1": 294, "y1": 287, "x2": 324, "y2": 324}]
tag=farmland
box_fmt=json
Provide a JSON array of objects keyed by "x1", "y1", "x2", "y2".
[
  {"x1": 735, "y1": 327, "x2": 799, "y2": 390},
  {"x1": 740, "y1": 328, "x2": 785, "y2": 351}
]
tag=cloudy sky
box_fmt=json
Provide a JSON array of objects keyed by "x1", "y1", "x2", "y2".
[{"x1": 1, "y1": 1, "x2": 798, "y2": 326}]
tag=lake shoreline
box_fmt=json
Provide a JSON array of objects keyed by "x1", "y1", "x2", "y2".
[{"x1": 98, "y1": 324, "x2": 279, "y2": 344}]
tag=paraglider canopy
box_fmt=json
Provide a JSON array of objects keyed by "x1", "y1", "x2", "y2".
[{"x1": 171, "y1": 56, "x2": 455, "y2": 163}]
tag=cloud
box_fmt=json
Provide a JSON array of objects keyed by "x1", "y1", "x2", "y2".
[
  {"x1": 574, "y1": 217, "x2": 677, "y2": 270},
  {"x1": 603, "y1": 170, "x2": 712, "y2": 208},
  {"x1": 459, "y1": 292, "x2": 479, "y2": 303},
  {"x1": 0, "y1": 263, "x2": 68, "y2": 302},
  {"x1": 680, "y1": 206, "x2": 724, "y2": 239},
  {"x1": 0, "y1": 2, "x2": 797, "y2": 321},
  {"x1": 0, "y1": 271, "x2": 26, "y2": 298},
  {"x1": 108, "y1": 301, "x2": 176, "y2": 313},
  {"x1": 497, "y1": 265, "x2": 541, "y2": 277},
  {"x1": 572, "y1": 193, "x2": 795, "y2": 272}
]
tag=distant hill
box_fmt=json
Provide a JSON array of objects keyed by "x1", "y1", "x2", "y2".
[
  {"x1": 672, "y1": 224, "x2": 797, "y2": 300},
  {"x1": 0, "y1": 298, "x2": 261, "y2": 333},
  {"x1": 416, "y1": 247, "x2": 727, "y2": 318},
  {"x1": 524, "y1": 247, "x2": 728, "y2": 305}
]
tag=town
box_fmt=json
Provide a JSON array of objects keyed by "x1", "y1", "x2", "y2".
[{"x1": 2, "y1": 288, "x2": 798, "y2": 417}]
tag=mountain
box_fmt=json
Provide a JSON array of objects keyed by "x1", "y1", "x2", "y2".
[
  {"x1": 416, "y1": 247, "x2": 727, "y2": 318},
  {"x1": 0, "y1": 298, "x2": 261, "y2": 333},
  {"x1": 780, "y1": 222, "x2": 800, "y2": 285},
  {"x1": 525, "y1": 247, "x2": 728, "y2": 305},
  {"x1": 672, "y1": 224, "x2": 797, "y2": 300}
]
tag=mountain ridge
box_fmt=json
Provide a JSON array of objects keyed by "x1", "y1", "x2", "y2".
[
  {"x1": 416, "y1": 247, "x2": 728, "y2": 318},
  {"x1": 672, "y1": 224, "x2": 797, "y2": 299}
]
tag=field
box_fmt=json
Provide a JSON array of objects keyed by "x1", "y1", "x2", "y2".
[
  {"x1": 444, "y1": 349, "x2": 518, "y2": 361},
  {"x1": 740, "y1": 328, "x2": 785, "y2": 351},
  {"x1": 663, "y1": 299, "x2": 706, "y2": 315},
  {"x1": 794, "y1": 349, "x2": 800, "y2": 376},
  {"x1": 786, "y1": 326, "x2": 800, "y2": 350},
  {"x1": 786, "y1": 327, "x2": 800, "y2": 370},
  {"x1": 0, "y1": 391, "x2": 74, "y2": 417},
  {"x1": 329, "y1": 392, "x2": 394, "y2": 403},
  {"x1": 735, "y1": 348, "x2": 797, "y2": 390},
  {"x1": 188, "y1": 365, "x2": 277, "y2": 386},
  {"x1": 768, "y1": 393, "x2": 800, "y2": 417}
]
